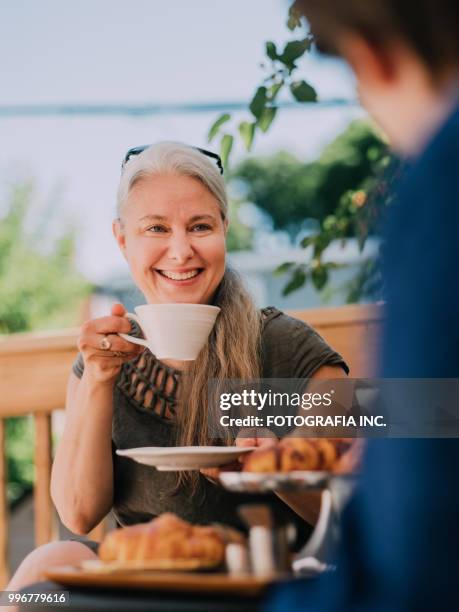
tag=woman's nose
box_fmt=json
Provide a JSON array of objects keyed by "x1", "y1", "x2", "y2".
[{"x1": 167, "y1": 233, "x2": 194, "y2": 264}]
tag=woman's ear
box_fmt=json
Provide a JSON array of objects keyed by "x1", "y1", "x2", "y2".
[
  {"x1": 223, "y1": 217, "x2": 229, "y2": 236},
  {"x1": 113, "y1": 218, "x2": 127, "y2": 258}
]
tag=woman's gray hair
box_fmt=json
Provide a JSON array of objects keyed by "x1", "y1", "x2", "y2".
[{"x1": 116, "y1": 141, "x2": 228, "y2": 219}]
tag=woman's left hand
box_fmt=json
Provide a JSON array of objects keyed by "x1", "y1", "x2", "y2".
[{"x1": 200, "y1": 428, "x2": 278, "y2": 483}]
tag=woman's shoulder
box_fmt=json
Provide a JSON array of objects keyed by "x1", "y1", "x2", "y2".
[
  {"x1": 260, "y1": 306, "x2": 349, "y2": 378},
  {"x1": 260, "y1": 306, "x2": 319, "y2": 336}
]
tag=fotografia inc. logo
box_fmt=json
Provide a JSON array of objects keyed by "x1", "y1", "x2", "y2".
[{"x1": 219, "y1": 389, "x2": 335, "y2": 411}]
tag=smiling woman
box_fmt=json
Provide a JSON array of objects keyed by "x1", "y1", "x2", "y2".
[
  {"x1": 6, "y1": 142, "x2": 349, "y2": 591},
  {"x1": 113, "y1": 172, "x2": 227, "y2": 306},
  {"x1": 109, "y1": 143, "x2": 263, "y2": 484}
]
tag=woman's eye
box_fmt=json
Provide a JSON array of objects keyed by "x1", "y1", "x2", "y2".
[
  {"x1": 191, "y1": 224, "x2": 212, "y2": 232},
  {"x1": 147, "y1": 225, "x2": 168, "y2": 234}
]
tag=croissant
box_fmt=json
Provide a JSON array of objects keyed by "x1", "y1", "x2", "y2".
[
  {"x1": 98, "y1": 513, "x2": 225, "y2": 565},
  {"x1": 241, "y1": 437, "x2": 361, "y2": 473},
  {"x1": 242, "y1": 447, "x2": 280, "y2": 472},
  {"x1": 279, "y1": 438, "x2": 320, "y2": 471}
]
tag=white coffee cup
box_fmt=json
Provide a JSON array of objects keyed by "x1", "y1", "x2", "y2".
[{"x1": 118, "y1": 303, "x2": 221, "y2": 361}]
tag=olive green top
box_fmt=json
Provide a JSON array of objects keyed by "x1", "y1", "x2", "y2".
[{"x1": 72, "y1": 307, "x2": 347, "y2": 545}]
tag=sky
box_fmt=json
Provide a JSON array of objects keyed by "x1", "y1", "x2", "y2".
[{"x1": 0, "y1": 0, "x2": 362, "y2": 282}]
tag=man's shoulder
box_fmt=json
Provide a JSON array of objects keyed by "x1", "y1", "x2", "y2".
[
  {"x1": 391, "y1": 103, "x2": 459, "y2": 239},
  {"x1": 408, "y1": 102, "x2": 459, "y2": 194}
]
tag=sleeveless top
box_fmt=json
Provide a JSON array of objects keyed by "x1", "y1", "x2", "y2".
[{"x1": 72, "y1": 307, "x2": 348, "y2": 547}]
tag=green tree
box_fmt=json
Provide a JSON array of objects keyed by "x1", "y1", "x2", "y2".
[
  {"x1": 226, "y1": 201, "x2": 254, "y2": 252},
  {"x1": 207, "y1": 3, "x2": 315, "y2": 163},
  {"x1": 232, "y1": 120, "x2": 390, "y2": 241},
  {"x1": 0, "y1": 179, "x2": 91, "y2": 504},
  {"x1": 0, "y1": 180, "x2": 91, "y2": 333},
  {"x1": 207, "y1": 1, "x2": 400, "y2": 301}
]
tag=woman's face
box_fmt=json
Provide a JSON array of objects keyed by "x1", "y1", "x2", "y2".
[{"x1": 114, "y1": 173, "x2": 227, "y2": 305}]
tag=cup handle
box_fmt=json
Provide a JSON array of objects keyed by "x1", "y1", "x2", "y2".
[{"x1": 118, "y1": 313, "x2": 149, "y2": 347}]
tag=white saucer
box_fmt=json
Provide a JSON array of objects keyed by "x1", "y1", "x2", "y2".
[
  {"x1": 116, "y1": 446, "x2": 257, "y2": 471},
  {"x1": 219, "y1": 471, "x2": 331, "y2": 492}
]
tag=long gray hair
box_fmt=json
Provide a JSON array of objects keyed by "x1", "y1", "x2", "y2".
[{"x1": 118, "y1": 142, "x2": 262, "y2": 492}]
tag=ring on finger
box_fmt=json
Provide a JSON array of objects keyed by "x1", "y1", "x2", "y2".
[
  {"x1": 112, "y1": 350, "x2": 124, "y2": 358},
  {"x1": 99, "y1": 335, "x2": 112, "y2": 351}
]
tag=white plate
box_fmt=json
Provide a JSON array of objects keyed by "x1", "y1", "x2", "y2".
[
  {"x1": 80, "y1": 559, "x2": 220, "y2": 573},
  {"x1": 116, "y1": 446, "x2": 257, "y2": 471},
  {"x1": 219, "y1": 471, "x2": 339, "y2": 493}
]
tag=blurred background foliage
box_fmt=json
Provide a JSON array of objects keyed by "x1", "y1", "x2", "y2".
[
  {"x1": 225, "y1": 201, "x2": 254, "y2": 252},
  {"x1": 0, "y1": 179, "x2": 91, "y2": 505},
  {"x1": 232, "y1": 120, "x2": 390, "y2": 242},
  {"x1": 229, "y1": 120, "x2": 400, "y2": 300},
  {"x1": 210, "y1": 1, "x2": 401, "y2": 302},
  {"x1": 0, "y1": 180, "x2": 91, "y2": 334}
]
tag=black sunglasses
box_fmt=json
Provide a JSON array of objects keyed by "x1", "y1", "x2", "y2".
[{"x1": 122, "y1": 145, "x2": 224, "y2": 175}]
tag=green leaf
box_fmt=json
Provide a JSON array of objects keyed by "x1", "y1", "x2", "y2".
[
  {"x1": 313, "y1": 233, "x2": 332, "y2": 257},
  {"x1": 207, "y1": 113, "x2": 231, "y2": 143},
  {"x1": 249, "y1": 86, "x2": 268, "y2": 120},
  {"x1": 282, "y1": 268, "x2": 307, "y2": 296},
  {"x1": 280, "y1": 39, "x2": 311, "y2": 66},
  {"x1": 274, "y1": 261, "x2": 294, "y2": 276},
  {"x1": 290, "y1": 80, "x2": 317, "y2": 102},
  {"x1": 300, "y1": 235, "x2": 315, "y2": 248},
  {"x1": 257, "y1": 107, "x2": 277, "y2": 133},
  {"x1": 238, "y1": 121, "x2": 256, "y2": 151},
  {"x1": 265, "y1": 41, "x2": 278, "y2": 61},
  {"x1": 323, "y1": 215, "x2": 337, "y2": 231},
  {"x1": 311, "y1": 265, "x2": 329, "y2": 290},
  {"x1": 220, "y1": 134, "x2": 234, "y2": 168},
  {"x1": 268, "y1": 82, "x2": 283, "y2": 100}
]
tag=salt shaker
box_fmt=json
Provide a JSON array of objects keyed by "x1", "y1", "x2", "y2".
[{"x1": 225, "y1": 543, "x2": 251, "y2": 575}]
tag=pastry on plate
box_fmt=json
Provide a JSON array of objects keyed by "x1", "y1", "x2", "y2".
[
  {"x1": 242, "y1": 437, "x2": 360, "y2": 473},
  {"x1": 98, "y1": 512, "x2": 226, "y2": 566}
]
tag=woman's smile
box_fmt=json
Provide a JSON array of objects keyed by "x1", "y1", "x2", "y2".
[{"x1": 154, "y1": 267, "x2": 204, "y2": 284}]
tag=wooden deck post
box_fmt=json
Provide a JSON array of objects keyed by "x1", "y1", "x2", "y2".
[
  {"x1": 34, "y1": 413, "x2": 57, "y2": 546},
  {"x1": 0, "y1": 420, "x2": 9, "y2": 587}
]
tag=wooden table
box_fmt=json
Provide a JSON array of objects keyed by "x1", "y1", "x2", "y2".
[{"x1": 19, "y1": 580, "x2": 268, "y2": 612}]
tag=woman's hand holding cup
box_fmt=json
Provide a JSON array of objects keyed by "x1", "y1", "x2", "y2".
[{"x1": 78, "y1": 303, "x2": 144, "y2": 385}]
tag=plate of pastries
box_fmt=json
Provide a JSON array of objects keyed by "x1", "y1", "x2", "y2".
[
  {"x1": 219, "y1": 437, "x2": 363, "y2": 493},
  {"x1": 85, "y1": 513, "x2": 242, "y2": 572},
  {"x1": 46, "y1": 513, "x2": 276, "y2": 595}
]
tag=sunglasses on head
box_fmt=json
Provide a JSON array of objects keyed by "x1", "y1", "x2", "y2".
[{"x1": 121, "y1": 145, "x2": 224, "y2": 175}]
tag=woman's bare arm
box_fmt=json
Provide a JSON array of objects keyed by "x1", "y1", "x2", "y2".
[
  {"x1": 50, "y1": 304, "x2": 142, "y2": 535},
  {"x1": 51, "y1": 373, "x2": 115, "y2": 534}
]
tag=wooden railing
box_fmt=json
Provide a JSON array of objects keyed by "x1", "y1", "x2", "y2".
[
  {"x1": 0, "y1": 302, "x2": 383, "y2": 585},
  {"x1": 290, "y1": 302, "x2": 383, "y2": 378},
  {"x1": 0, "y1": 328, "x2": 104, "y2": 586}
]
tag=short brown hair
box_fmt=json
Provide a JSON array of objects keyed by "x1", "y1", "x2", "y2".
[{"x1": 296, "y1": 0, "x2": 459, "y2": 76}]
